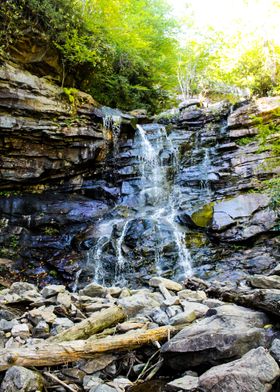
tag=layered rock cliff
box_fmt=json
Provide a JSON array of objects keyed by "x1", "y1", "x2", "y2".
[{"x1": 0, "y1": 62, "x2": 279, "y2": 288}]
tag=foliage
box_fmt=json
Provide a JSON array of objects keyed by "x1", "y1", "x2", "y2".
[
  {"x1": 236, "y1": 137, "x2": 257, "y2": 146},
  {"x1": 0, "y1": 0, "x2": 178, "y2": 112},
  {"x1": 43, "y1": 227, "x2": 60, "y2": 236},
  {"x1": 254, "y1": 113, "x2": 280, "y2": 209},
  {"x1": 177, "y1": 1, "x2": 280, "y2": 100}
]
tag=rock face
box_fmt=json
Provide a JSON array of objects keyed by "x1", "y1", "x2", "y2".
[
  {"x1": 161, "y1": 304, "x2": 270, "y2": 370},
  {"x1": 0, "y1": 62, "x2": 108, "y2": 186},
  {"x1": 0, "y1": 60, "x2": 279, "y2": 287}
]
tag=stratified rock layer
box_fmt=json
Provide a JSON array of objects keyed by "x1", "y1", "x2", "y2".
[{"x1": 0, "y1": 62, "x2": 279, "y2": 287}]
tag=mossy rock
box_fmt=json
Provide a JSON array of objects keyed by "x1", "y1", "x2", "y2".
[
  {"x1": 191, "y1": 203, "x2": 214, "y2": 228},
  {"x1": 185, "y1": 232, "x2": 209, "y2": 248}
]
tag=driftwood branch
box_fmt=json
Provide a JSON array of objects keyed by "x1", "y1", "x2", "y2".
[
  {"x1": 48, "y1": 305, "x2": 126, "y2": 343},
  {"x1": 0, "y1": 326, "x2": 175, "y2": 371}
]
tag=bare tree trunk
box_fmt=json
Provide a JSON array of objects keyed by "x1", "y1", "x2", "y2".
[
  {"x1": 48, "y1": 306, "x2": 126, "y2": 343},
  {"x1": 0, "y1": 326, "x2": 175, "y2": 371}
]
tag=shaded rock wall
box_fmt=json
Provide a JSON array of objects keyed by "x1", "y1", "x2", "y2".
[{"x1": 0, "y1": 62, "x2": 279, "y2": 288}]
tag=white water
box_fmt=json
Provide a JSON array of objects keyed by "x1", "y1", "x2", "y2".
[
  {"x1": 135, "y1": 124, "x2": 192, "y2": 279},
  {"x1": 90, "y1": 122, "x2": 192, "y2": 285}
]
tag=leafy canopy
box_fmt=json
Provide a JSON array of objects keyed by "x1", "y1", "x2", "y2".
[{"x1": 0, "y1": 0, "x2": 178, "y2": 112}]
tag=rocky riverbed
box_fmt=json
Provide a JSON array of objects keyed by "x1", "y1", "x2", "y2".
[{"x1": 0, "y1": 272, "x2": 280, "y2": 391}]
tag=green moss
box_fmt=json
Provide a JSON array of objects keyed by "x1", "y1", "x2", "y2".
[
  {"x1": 43, "y1": 227, "x2": 59, "y2": 236},
  {"x1": 236, "y1": 136, "x2": 257, "y2": 146},
  {"x1": 185, "y1": 233, "x2": 208, "y2": 248},
  {"x1": 191, "y1": 203, "x2": 214, "y2": 228}
]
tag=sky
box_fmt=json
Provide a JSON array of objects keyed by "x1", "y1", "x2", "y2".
[{"x1": 167, "y1": 0, "x2": 280, "y2": 43}]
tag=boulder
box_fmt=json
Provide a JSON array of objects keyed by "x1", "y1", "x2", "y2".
[
  {"x1": 161, "y1": 304, "x2": 270, "y2": 370},
  {"x1": 0, "y1": 366, "x2": 44, "y2": 392},
  {"x1": 11, "y1": 324, "x2": 30, "y2": 338},
  {"x1": 178, "y1": 290, "x2": 207, "y2": 302},
  {"x1": 80, "y1": 283, "x2": 108, "y2": 298},
  {"x1": 41, "y1": 285, "x2": 66, "y2": 298},
  {"x1": 118, "y1": 291, "x2": 162, "y2": 318},
  {"x1": 149, "y1": 277, "x2": 183, "y2": 292},
  {"x1": 250, "y1": 275, "x2": 280, "y2": 290},
  {"x1": 199, "y1": 347, "x2": 279, "y2": 392}
]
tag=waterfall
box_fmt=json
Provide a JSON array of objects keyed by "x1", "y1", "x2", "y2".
[
  {"x1": 87, "y1": 122, "x2": 193, "y2": 287},
  {"x1": 102, "y1": 107, "x2": 122, "y2": 155}
]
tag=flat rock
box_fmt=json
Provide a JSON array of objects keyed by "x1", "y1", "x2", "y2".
[
  {"x1": 250, "y1": 275, "x2": 280, "y2": 289},
  {"x1": 161, "y1": 304, "x2": 269, "y2": 370},
  {"x1": 11, "y1": 324, "x2": 30, "y2": 338},
  {"x1": 170, "y1": 310, "x2": 196, "y2": 326},
  {"x1": 80, "y1": 283, "x2": 108, "y2": 298},
  {"x1": 178, "y1": 290, "x2": 207, "y2": 302},
  {"x1": 0, "y1": 319, "x2": 19, "y2": 332},
  {"x1": 41, "y1": 285, "x2": 66, "y2": 298},
  {"x1": 118, "y1": 292, "x2": 162, "y2": 317},
  {"x1": 80, "y1": 354, "x2": 117, "y2": 374},
  {"x1": 166, "y1": 375, "x2": 199, "y2": 391},
  {"x1": 199, "y1": 347, "x2": 279, "y2": 392},
  {"x1": 213, "y1": 194, "x2": 269, "y2": 221},
  {"x1": 181, "y1": 301, "x2": 209, "y2": 318},
  {"x1": 0, "y1": 366, "x2": 44, "y2": 391},
  {"x1": 149, "y1": 277, "x2": 183, "y2": 292}
]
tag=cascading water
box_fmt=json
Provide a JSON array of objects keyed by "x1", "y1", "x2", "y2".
[
  {"x1": 102, "y1": 107, "x2": 122, "y2": 156},
  {"x1": 87, "y1": 121, "x2": 193, "y2": 287}
]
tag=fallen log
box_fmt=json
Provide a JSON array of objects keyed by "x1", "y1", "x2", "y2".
[
  {"x1": 0, "y1": 326, "x2": 175, "y2": 371},
  {"x1": 48, "y1": 305, "x2": 126, "y2": 343}
]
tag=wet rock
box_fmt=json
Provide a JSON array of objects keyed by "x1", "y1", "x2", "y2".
[
  {"x1": 199, "y1": 347, "x2": 279, "y2": 392},
  {"x1": 213, "y1": 193, "x2": 269, "y2": 221},
  {"x1": 149, "y1": 277, "x2": 183, "y2": 292},
  {"x1": 211, "y1": 194, "x2": 277, "y2": 241},
  {"x1": 165, "y1": 375, "x2": 199, "y2": 391},
  {"x1": 0, "y1": 366, "x2": 44, "y2": 392},
  {"x1": 161, "y1": 304, "x2": 270, "y2": 370}
]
